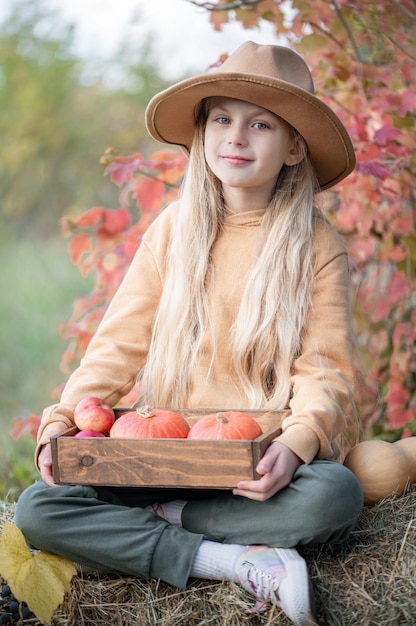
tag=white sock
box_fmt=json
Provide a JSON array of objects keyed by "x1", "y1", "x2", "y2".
[
  {"x1": 145, "y1": 500, "x2": 187, "y2": 526},
  {"x1": 190, "y1": 540, "x2": 246, "y2": 580},
  {"x1": 160, "y1": 499, "x2": 187, "y2": 525}
]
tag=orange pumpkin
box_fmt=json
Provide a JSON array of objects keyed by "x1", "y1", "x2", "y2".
[
  {"x1": 188, "y1": 411, "x2": 263, "y2": 441},
  {"x1": 109, "y1": 405, "x2": 190, "y2": 439}
]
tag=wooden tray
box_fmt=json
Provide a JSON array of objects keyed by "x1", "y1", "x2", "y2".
[{"x1": 51, "y1": 408, "x2": 288, "y2": 489}]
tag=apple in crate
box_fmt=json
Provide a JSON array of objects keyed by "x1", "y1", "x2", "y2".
[
  {"x1": 73, "y1": 397, "x2": 115, "y2": 434},
  {"x1": 74, "y1": 429, "x2": 107, "y2": 438}
]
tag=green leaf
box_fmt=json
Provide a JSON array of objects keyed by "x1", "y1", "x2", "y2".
[
  {"x1": 0, "y1": 522, "x2": 77, "y2": 624},
  {"x1": 297, "y1": 33, "x2": 328, "y2": 53}
]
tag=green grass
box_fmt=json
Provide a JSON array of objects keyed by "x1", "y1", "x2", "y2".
[{"x1": 0, "y1": 234, "x2": 93, "y2": 498}]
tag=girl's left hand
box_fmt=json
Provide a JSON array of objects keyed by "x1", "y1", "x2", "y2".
[{"x1": 232, "y1": 441, "x2": 302, "y2": 501}]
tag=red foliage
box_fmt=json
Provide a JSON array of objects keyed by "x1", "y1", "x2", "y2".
[
  {"x1": 57, "y1": 150, "x2": 187, "y2": 384},
  {"x1": 10, "y1": 413, "x2": 41, "y2": 440}
]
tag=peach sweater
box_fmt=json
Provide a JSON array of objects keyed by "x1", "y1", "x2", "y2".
[{"x1": 36, "y1": 202, "x2": 355, "y2": 467}]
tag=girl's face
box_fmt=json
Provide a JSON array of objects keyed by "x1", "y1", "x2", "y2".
[{"x1": 204, "y1": 97, "x2": 301, "y2": 211}]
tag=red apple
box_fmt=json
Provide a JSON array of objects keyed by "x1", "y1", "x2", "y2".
[
  {"x1": 73, "y1": 396, "x2": 115, "y2": 434},
  {"x1": 74, "y1": 429, "x2": 107, "y2": 438}
]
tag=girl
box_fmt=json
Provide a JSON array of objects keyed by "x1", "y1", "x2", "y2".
[{"x1": 16, "y1": 42, "x2": 363, "y2": 626}]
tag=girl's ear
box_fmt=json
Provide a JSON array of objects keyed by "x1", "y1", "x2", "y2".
[{"x1": 284, "y1": 135, "x2": 307, "y2": 166}]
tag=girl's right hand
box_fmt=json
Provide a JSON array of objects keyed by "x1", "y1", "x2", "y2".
[
  {"x1": 38, "y1": 443, "x2": 57, "y2": 487},
  {"x1": 233, "y1": 441, "x2": 302, "y2": 501}
]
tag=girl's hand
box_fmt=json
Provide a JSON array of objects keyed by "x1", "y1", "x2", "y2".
[
  {"x1": 232, "y1": 441, "x2": 302, "y2": 501},
  {"x1": 38, "y1": 443, "x2": 57, "y2": 487}
]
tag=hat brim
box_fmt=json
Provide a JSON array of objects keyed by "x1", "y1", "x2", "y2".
[{"x1": 145, "y1": 73, "x2": 356, "y2": 191}]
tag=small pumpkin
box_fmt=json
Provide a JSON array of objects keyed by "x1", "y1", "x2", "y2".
[
  {"x1": 188, "y1": 411, "x2": 263, "y2": 441},
  {"x1": 344, "y1": 439, "x2": 413, "y2": 506},
  {"x1": 393, "y1": 437, "x2": 416, "y2": 483},
  {"x1": 109, "y1": 405, "x2": 190, "y2": 439}
]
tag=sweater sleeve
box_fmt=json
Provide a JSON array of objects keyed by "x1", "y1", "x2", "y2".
[
  {"x1": 277, "y1": 222, "x2": 355, "y2": 464},
  {"x1": 35, "y1": 204, "x2": 176, "y2": 464}
]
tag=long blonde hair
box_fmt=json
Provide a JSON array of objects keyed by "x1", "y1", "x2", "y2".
[{"x1": 139, "y1": 100, "x2": 320, "y2": 409}]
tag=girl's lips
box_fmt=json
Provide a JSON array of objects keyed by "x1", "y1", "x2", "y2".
[{"x1": 221, "y1": 155, "x2": 252, "y2": 165}]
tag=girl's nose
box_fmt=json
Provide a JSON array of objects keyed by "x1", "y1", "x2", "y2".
[{"x1": 227, "y1": 124, "x2": 247, "y2": 146}]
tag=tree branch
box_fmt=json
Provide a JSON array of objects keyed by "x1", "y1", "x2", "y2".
[
  {"x1": 389, "y1": 0, "x2": 416, "y2": 20},
  {"x1": 329, "y1": 0, "x2": 364, "y2": 62},
  {"x1": 185, "y1": 0, "x2": 262, "y2": 11},
  {"x1": 307, "y1": 21, "x2": 344, "y2": 51}
]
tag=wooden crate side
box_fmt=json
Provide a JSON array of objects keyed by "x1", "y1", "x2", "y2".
[{"x1": 52, "y1": 428, "x2": 281, "y2": 488}]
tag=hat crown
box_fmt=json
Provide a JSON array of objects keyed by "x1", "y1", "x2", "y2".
[{"x1": 217, "y1": 41, "x2": 315, "y2": 95}]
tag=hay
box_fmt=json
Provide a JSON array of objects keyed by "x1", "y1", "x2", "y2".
[{"x1": 1, "y1": 486, "x2": 415, "y2": 626}]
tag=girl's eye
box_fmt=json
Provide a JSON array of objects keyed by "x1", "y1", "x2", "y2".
[
  {"x1": 215, "y1": 116, "x2": 230, "y2": 125},
  {"x1": 253, "y1": 121, "x2": 270, "y2": 130}
]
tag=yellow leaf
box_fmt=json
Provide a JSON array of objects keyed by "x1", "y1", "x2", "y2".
[
  {"x1": 0, "y1": 522, "x2": 77, "y2": 624},
  {"x1": 297, "y1": 33, "x2": 328, "y2": 54}
]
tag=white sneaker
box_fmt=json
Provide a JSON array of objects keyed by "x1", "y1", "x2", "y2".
[{"x1": 234, "y1": 545, "x2": 318, "y2": 626}]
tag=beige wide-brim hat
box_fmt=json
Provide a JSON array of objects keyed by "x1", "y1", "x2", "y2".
[{"x1": 145, "y1": 41, "x2": 356, "y2": 190}]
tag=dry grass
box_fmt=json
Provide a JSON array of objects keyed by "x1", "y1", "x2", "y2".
[{"x1": 1, "y1": 485, "x2": 415, "y2": 626}]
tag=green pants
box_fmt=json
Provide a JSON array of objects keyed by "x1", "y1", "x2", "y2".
[{"x1": 15, "y1": 460, "x2": 363, "y2": 589}]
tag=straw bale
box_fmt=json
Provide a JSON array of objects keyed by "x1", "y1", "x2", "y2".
[{"x1": 1, "y1": 485, "x2": 415, "y2": 625}]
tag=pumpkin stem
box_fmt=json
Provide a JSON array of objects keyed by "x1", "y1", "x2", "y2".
[
  {"x1": 136, "y1": 405, "x2": 155, "y2": 419},
  {"x1": 216, "y1": 412, "x2": 229, "y2": 424}
]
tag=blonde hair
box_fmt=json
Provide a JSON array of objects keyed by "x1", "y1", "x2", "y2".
[{"x1": 139, "y1": 101, "x2": 321, "y2": 409}]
